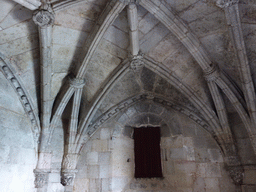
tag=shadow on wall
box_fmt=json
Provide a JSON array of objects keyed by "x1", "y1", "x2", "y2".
[{"x1": 73, "y1": 102, "x2": 239, "y2": 192}]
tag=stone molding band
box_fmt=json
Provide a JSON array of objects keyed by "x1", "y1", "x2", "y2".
[
  {"x1": 87, "y1": 93, "x2": 210, "y2": 136},
  {"x1": 0, "y1": 58, "x2": 40, "y2": 142}
]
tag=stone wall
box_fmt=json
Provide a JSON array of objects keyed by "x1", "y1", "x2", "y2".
[
  {"x1": 73, "y1": 104, "x2": 239, "y2": 192},
  {"x1": 0, "y1": 72, "x2": 37, "y2": 192}
]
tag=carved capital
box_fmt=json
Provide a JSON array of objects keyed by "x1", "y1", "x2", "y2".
[
  {"x1": 33, "y1": 9, "x2": 55, "y2": 28},
  {"x1": 61, "y1": 169, "x2": 78, "y2": 186},
  {"x1": 227, "y1": 166, "x2": 244, "y2": 185},
  {"x1": 216, "y1": 0, "x2": 239, "y2": 8},
  {"x1": 69, "y1": 78, "x2": 85, "y2": 89},
  {"x1": 130, "y1": 54, "x2": 144, "y2": 72},
  {"x1": 204, "y1": 64, "x2": 220, "y2": 82},
  {"x1": 34, "y1": 169, "x2": 49, "y2": 188}
]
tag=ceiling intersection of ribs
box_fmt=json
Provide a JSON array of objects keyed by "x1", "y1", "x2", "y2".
[{"x1": 2, "y1": 0, "x2": 256, "y2": 187}]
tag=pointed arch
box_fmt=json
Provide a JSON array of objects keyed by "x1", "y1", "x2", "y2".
[{"x1": 0, "y1": 55, "x2": 40, "y2": 146}]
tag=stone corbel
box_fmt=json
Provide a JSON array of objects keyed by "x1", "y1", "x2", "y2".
[
  {"x1": 61, "y1": 170, "x2": 78, "y2": 186},
  {"x1": 216, "y1": 0, "x2": 239, "y2": 8},
  {"x1": 61, "y1": 154, "x2": 79, "y2": 186}
]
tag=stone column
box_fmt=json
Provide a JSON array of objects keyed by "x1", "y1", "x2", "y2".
[
  {"x1": 33, "y1": 5, "x2": 55, "y2": 191},
  {"x1": 61, "y1": 78, "x2": 85, "y2": 192},
  {"x1": 217, "y1": 0, "x2": 256, "y2": 154},
  {"x1": 204, "y1": 64, "x2": 244, "y2": 185}
]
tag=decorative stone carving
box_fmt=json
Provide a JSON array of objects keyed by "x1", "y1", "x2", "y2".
[
  {"x1": 130, "y1": 54, "x2": 144, "y2": 72},
  {"x1": 61, "y1": 154, "x2": 79, "y2": 186},
  {"x1": 216, "y1": 0, "x2": 239, "y2": 8},
  {"x1": 0, "y1": 58, "x2": 40, "y2": 142},
  {"x1": 33, "y1": 9, "x2": 55, "y2": 28},
  {"x1": 69, "y1": 77, "x2": 86, "y2": 89},
  {"x1": 62, "y1": 154, "x2": 79, "y2": 170},
  {"x1": 204, "y1": 63, "x2": 220, "y2": 82},
  {"x1": 34, "y1": 170, "x2": 48, "y2": 188},
  {"x1": 87, "y1": 93, "x2": 210, "y2": 136},
  {"x1": 227, "y1": 166, "x2": 244, "y2": 185},
  {"x1": 61, "y1": 170, "x2": 78, "y2": 186}
]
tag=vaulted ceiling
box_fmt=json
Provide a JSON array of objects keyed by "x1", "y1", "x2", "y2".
[{"x1": 1, "y1": 0, "x2": 256, "y2": 186}]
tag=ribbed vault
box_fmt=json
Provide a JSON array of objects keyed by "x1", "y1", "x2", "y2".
[{"x1": 1, "y1": 0, "x2": 256, "y2": 191}]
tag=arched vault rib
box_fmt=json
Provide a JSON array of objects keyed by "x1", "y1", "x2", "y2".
[
  {"x1": 0, "y1": 56, "x2": 40, "y2": 148},
  {"x1": 217, "y1": 1, "x2": 256, "y2": 151},
  {"x1": 47, "y1": 0, "x2": 127, "y2": 144},
  {"x1": 139, "y1": 0, "x2": 212, "y2": 71},
  {"x1": 87, "y1": 94, "x2": 212, "y2": 139},
  {"x1": 76, "y1": 0, "x2": 127, "y2": 78},
  {"x1": 143, "y1": 56, "x2": 224, "y2": 141},
  {"x1": 139, "y1": 0, "x2": 255, "y2": 153},
  {"x1": 75, "y1": 56, "x2": 226, "y2": 154},
  {"x1": 75, "y1": 59, "x2": 131, "y2": 147},
  {"x1": 52, "y1": 0, "x2": 86, "y2": 12},
  {"x1": 11, "y1": 0, "x2": 41, "y2": 10}
]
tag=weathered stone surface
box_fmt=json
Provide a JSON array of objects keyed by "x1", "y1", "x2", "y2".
[{"x1": 1, "y1": 0, "x2": 256, "y2": 191}]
